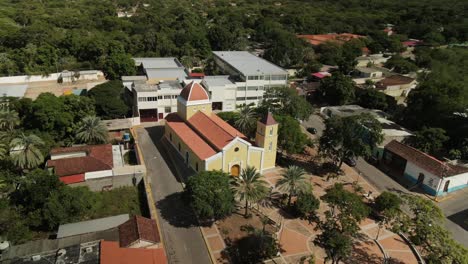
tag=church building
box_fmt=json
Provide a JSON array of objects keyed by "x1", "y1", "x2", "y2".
[{"x1": 164, "y1": 82, "x2": 278, "y2": 176}]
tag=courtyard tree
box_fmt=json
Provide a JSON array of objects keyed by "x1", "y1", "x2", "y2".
[
  {"x1": 234, "y1": 104, "x2": 257, "y2": 138},
  {"x1": 274, "y1": 115, "x2": 309, "y2": 154},
  {"x1": 186, "y1": 170, "x2": 235, "y2": 221},
  {"x1": 374, "y1": 192, "x2": 408, "y2": 239},
  {"x1": 230, "y1": 166, "x2": 269, "y2": 217},
  {"x1": 319, "y1": 113, "x2": 383, "y2": 169},
  {"x1": 295, "y1": 190, "x2": 320, "y2": 223},
  {"x1": 75, "y1": 116, "x2": 108, "y2": 144},
  {"x1": 321, "y1": 183, "x2": 370, "y2": 235},
  {"x1": 9, "y1": 133, "x2": 45, "y2": 170},
  {"x1": 314, "y1": 216, "x2": 353, "y2": 264},
  {"x1": 317, "y1": 73, "x2": 356, "y2": 105},
  {"x1": 276, "y1": 165, "x2": 310, "y2": 206}
]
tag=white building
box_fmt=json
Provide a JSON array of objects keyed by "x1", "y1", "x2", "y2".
[
  {"x1": 211, "y1": 51, "x2": 288, "y2": 108},
  {"x1": 201, "y1": 76, "x2": 237, "y2": 111},
  {"x1": 133, "y1": 57, "x2": 188, "y2": 84},
  {"x1": 383, "y1": 140, "x2": 468, "y2": 196},
  {"x1": 356, "y1": 54, "x2": 391, "y2": 67},
  {"x1": 132, "y1": 80, "x2": 182, "y2": 121}
]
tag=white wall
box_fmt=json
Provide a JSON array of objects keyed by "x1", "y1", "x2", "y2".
[
  {"x1": 0, "y1": 73, "x2": 61, "y2": 84},
  {"x1": 404, "y1": 162, "x2": 441, "y2": 191},
  {"x1": 0, "y1": 71, "x2": 103, "y2": 84},
  {"x1": 438, "y1": 172, "x2": 468, "y2": 194},
  {"x1": 50, "y1": 152, "x2": 86, "y2": 160},
  {"x1": 84, "y1": 170, "x2": 113, "y2": 180}
]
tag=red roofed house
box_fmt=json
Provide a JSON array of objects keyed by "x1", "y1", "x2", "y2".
[
  {"x1": 375, "y1": 75, "x2": 417, "y2": 98},
  {"x1": 100, "y1": 240, "x2": 167, "y2": 264},
  {"x1": 383, "y1": 140, "x2": 468, "y2": 196},
  {"x1": 165, "y1": 82, "x2": 278, "y2": 176},
  {"x1": 46, "y1": 144, "x2": 114, "y2": 184},
  {"x1": 297, "y1": 33, "x2": 365, "y2": 46},
  {"x1": 118, "y1": 215, "x2": 161, "y2": 248}
]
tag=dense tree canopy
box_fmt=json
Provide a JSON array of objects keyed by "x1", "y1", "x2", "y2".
[
  {"x1": 87, "y1": 80, "x2": 131, "y2": 119},
  {"x1": 0, "y1": 0, "x2": 466, "y2": 76},
  {"x1": 320, "y1": 114, "x2": 383, "y2": 168},
  {"x1": 185, "y1": 170, "x2": 235, "y2": 221}
]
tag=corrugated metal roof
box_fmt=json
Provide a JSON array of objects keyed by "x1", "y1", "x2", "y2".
[
  {"x1": 57, "y1": 214, "x2": 130, "y2": 238},
  {"x1": 0, "y1": 84, "x2": 28, "y2": 97},
  {"x1": 213, "y1": 51, "x2": 287, "y2": 76}
]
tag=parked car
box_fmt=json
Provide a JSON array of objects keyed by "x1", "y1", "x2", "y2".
[
  {"x1": 307, "y1": 127, "x2": 317, "y2": 134},
  {"x1": 344, "y1": 157, "x2": 356, "y2": 167}
]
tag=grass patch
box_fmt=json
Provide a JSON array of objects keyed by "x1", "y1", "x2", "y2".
[
  {"x1": 87, "y1": 186, "x2": 142, "y2": 219},
  {"x1": 124, "y1": 150, "x2": 138, "y2": 165}
]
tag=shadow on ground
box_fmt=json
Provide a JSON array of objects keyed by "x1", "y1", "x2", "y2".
[
  {"x1": 349, "y1": 240, "x2": 384, "y2": 264},
  {"x1": 144, "y1": 125, "x2": 194, "y2": 183},
  {"x1": 156, "y1": 191, "x2": 199, "y2": 228},
  {"x1": 448, "y1": 208, "x2": 468, "y2": 231}
]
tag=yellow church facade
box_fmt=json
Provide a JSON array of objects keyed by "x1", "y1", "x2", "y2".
[{"x1": 164, "y1": 82, "x2": 278, "y2": 176}]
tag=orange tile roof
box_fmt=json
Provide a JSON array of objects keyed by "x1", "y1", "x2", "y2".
[
  {"x1": 100, "y1": 240, "x2": 167, "y2": 264},
  {"x1": 188, "y1": 111, "x2": 247, "y2": 151},
  {"x1": 297, "y1": 33, "x2": 365, "y2": 46},
  {"x1": 385, "y1": 140, "x2": 468, "y2": 177},
  {"x1": 47, "y1": 144, "x2": 113, "y2": 177},
  {"x1": 260, "y1": 112, "x2": 277, "y2": 125},
  {"x1": 166, "y1": 113, "x2": 217, "y2": 160},
  {"x1": 119, "y1": 216, "x2": 160, "y2": 248},
  {"x1": 180, "y1": 82, "x2": 209, "y2": 101}
]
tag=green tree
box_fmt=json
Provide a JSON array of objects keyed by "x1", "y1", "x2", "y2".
[
  {"x1": 274, "y1": 115, "x2": 309, "y2": 154},
  {"x1": 9, "y1": 133, "x2": 45, "y2": 170},
  {"x1": 403, "y1": 194, "x2": 467, "y2": 263},
  {"x1": 75, "y1": 116, "x2": 108, "y2": 144},
  {"x1": 321, "y1": 183, "x2": 370, "y2": 233},
  {"x1": 314, "y1": 217, "x2": 353, "y2": 264},
  {"x1": 260, "y1": 86, "x2": 313, "y2": 120},
  {"x1": 405, "y1": 127, "x2": 449, "y2": 156},
  {"x1": 87, "y1": 80, "x2": 131, "y2": 119},
  {"x1": 217, "y1": 111, "x2": 240, "y2": 127},
  {"x1": 186, "y1": 170, "x2": 235, "y2": 221},
  {"x1": 43, "y1": 186, "x2": 93, "y2": 229},
  {"x1": 0, "y1": 110, "x2": 20, "y2": 131},
  {"x1": 295, "y1": 191, "x2": 320, "y2": 223},
  {"x1": 374, "y1": 192, "x2": 407, "y2": 239},
  {"x1": 234, "y1": 104, "x2": 257, "y2": 138},
  {"x1": 317, "y1": 73, "x2": 356, "y2": 105},
  {"x1": 384, "y1": 55, "x2": 418, "y2": 74},
  {"x1": 230, "y1": 166, "x2": 269, "y2": 217},
  {"x1": 276, "y1": 165, "x2": 310, "y2": 206},
  {"x1": 101, "y1": 43, "x2": 136, "y2": 80},
  {"x1": 319, "y1": 114, "x2": 383, "y2": 168},
  {"x1": 355, "y1": 88, "x2": 389, "y2": 111}
]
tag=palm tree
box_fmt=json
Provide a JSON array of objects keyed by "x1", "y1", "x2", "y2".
[
  {"x1": 234, "y1": 104, "x2": 256, "y2": 136},
  {"x1": 10, "y1": 133, "x2": 44, "y2": 170},
  {"x1": 0, "y1": 110, "x2": 20, "y2": 131},
  {"x1": 231, "y1": 166, "x2": 269, "y2": 217},
  {"x1": 75, "y1": 116, "x2": 108, "y2": 144},
  {"x1": 276, "y1": 165, "x2": 310, "y2": 206}
]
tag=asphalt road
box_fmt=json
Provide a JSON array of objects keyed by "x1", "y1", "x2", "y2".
[
  {"x1": 136, "y1": 125, "x2": 211, "y2": 264},
  {"x1": 302, "y1": 113, "x2": 468, "y2": 247}
]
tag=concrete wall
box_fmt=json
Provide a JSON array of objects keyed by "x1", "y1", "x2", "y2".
[
  {"x1": 69, "y1": 166, "x2": 145, "y2": 191},
  {"x1": 0, "y1": 71, "x2": 103, "y2": 84}
]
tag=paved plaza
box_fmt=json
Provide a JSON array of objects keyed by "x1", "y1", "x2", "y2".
[{"x1": 202, "y1": 164, "x2": 419, "y2": 263}]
